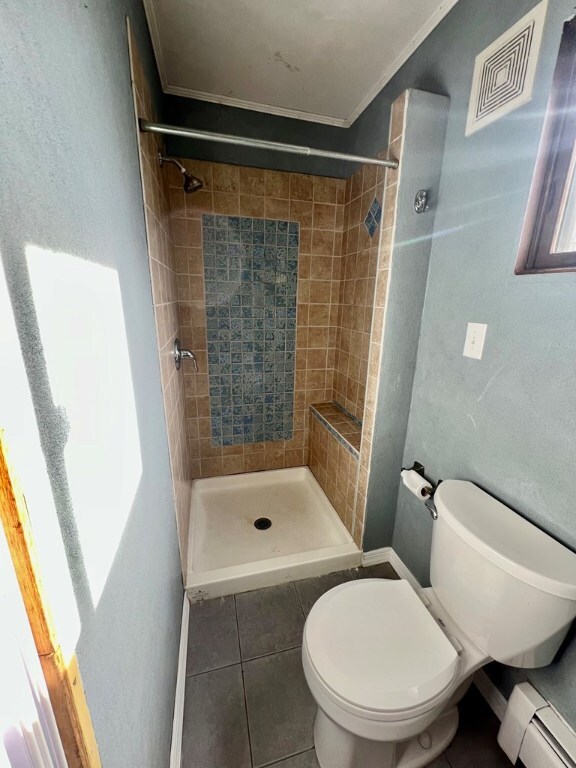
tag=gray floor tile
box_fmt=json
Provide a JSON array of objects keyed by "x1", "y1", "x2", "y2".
[
  {"x1": 244, "y1": 648, "x2": 316, "y2": 767},
  {"x1": 236, "y1": 583, "x2": 305, "y2": 660},
  {"x1": 425, "y1": 756, "x2": 451, "y2": 768},
  {"x1": 445, "y1": 687, "x2": 510, "y2": 768},
  {"x1": 295, "y1": 570, "x2": 354, "y2": 616},
  {"x1": 351, "y1": 562, "x2": 400, "y2": 580},
  {"x1": 269, "y1": 749, "x2": 320, "y2": 767},
  {"x1": 187, "y1": 596, "x2": 240, "y2": 676},
  {"x1": 182, "y1": 664, "x2": 251, "y2": 768}
]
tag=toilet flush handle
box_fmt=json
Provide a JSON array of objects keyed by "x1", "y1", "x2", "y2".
[{"x1": 425, "y1": 497, "x2": 438, "y2": 521}]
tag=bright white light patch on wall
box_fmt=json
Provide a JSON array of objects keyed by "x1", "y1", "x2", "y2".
[
  {"x1": 0, "y1": 257, "x2": 80, "y2": 662},
  {"x1": 26, "y1": 246, "x2": 142, "y2": 607},
  {"x1": 465, "y1": 0, "x2": 548, "y2": 136}
]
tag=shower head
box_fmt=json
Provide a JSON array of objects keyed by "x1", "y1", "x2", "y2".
[
  {"x1": 183, "y1": 171, "x2": 203, "y2": 194},
  {"x1": 158, "y1": 152, "x2": 203, "y2": 193}
]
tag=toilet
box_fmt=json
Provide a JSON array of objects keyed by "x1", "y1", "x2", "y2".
[{"x1": 302, "y1": 480, "x2": 576, "y2": 768}]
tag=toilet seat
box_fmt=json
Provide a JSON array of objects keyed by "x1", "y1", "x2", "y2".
[{"x1": 303, "y1": 579, "x2": 459, "y2": 717}]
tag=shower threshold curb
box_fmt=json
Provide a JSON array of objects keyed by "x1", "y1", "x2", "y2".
[{"x1": 186, "y1": 542, "x2": 361, "y2": 602}]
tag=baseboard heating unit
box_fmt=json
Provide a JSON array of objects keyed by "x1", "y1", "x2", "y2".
[{"x1": 498, "y1": 682, "x2": 576, "y2": 767}]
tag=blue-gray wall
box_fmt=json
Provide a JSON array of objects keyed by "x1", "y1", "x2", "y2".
[
  {"x1": 363, "y1": 90, "x2": 449, "y2": 551},
  {"x1": 0, "y1": 1, "x2": 182, "y2": 766},
  {"x1": 356, "y1": 0, "x2": 576, "y2": 727},
  {"x1": 162, "y1": 95, "x2": 359, "y2": 178}
]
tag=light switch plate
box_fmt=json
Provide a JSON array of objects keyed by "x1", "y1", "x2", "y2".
[{"x1": 463, "y1": 322, "x2": 487, "y2": 359}]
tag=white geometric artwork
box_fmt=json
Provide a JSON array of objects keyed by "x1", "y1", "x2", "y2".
[{"x1": 466, "y1": 0, "x2": 548, "y2": 136}]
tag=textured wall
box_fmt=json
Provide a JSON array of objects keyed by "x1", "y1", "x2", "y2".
[
  {"x1": 363, "y1": 91, "x2": 449, "y2": 551},
  {"x1": 0, "y1": 2, "x2": 182, "y2": 766},
  {"x1": 353, "y1": 0, "x2": 576, "y2": 727}
]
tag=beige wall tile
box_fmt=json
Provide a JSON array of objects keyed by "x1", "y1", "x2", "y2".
[
  {"x1": 129, "y1": 30, "x2": 191, "y2": 574},
  {"x1": 313, "y1": 176, "x2": 338, "y2": 204},
  {"x1": 213, "y1": 191, "x2": 240, "y2": 214},
  {"x1": 290, "y1": 173, "x2": 313, "y2": 201},
  {"x1": 311, "y1": 230, "x2": 335, "y2": 255},
  {"x1": 212, "y1": 163, "x2": 240, "y2": 193},
  {"x1": 239, "y1": 166, "x2": 265, "y2": 196},
  {"x1": 313, "y1": 203, "x2": 337, "y2": 230},
  {"x1": 265, "y1": 197, "x2": 290, "y2": 219},
  {"x1": 240, "y1": 195, "x2": 265, "y2": 217},
  {"x1": 265, "y1": 170, "x2": 290, "y2": 199},
  {"x1": 290, "y1": 200, "x2": 313, "y2": 227}
]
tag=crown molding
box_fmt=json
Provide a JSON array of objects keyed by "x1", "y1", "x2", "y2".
[
  {"x1": 163, "y1": 85, "x2": 349, "y2": 127},
  {"x1": 345, "y1": 0, "x2": 461, "y2": 124}
]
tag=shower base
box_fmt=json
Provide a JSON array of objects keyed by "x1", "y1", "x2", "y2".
[{"x1": 186, "y1": 467, "x2": 361, "y2": 601}]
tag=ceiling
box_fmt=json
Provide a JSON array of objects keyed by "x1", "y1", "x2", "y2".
[{"x1": 144, "y1": 0, "x2": 460, "y2": 127}]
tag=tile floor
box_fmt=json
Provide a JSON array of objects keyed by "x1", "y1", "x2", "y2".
[{"x1": 182, "y1": 562, "x2": 510, "y2": 768}]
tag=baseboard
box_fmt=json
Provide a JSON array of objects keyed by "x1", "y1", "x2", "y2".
[
  {"x1": 170, "y1": 593, "x2": 190, "y2": 768},
  {"x1": 386, "y1": 550, "x2": 422, "y2": 592},
  {"x1": 361, "y1": 547, "x2": 393, "y2": 567},
  {"x1": 362, "y1": 546, "x2": 421, "y2": 592},
  {"x1": 473, "y1": 669, "x2": 507, "y2": 722}
]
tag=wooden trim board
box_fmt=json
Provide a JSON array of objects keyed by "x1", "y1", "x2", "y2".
[{"x1": 0, "y1": 432, "x2": 101, "y2": 768}]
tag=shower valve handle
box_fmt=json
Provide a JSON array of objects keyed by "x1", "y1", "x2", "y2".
[{"x1": 174, "y1": 338, "x2": 198, "y2": 372}]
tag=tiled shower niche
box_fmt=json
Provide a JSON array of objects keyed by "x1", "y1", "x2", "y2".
[{"x1": 203, "y1": 214, "x2": 299, "y2": 445}]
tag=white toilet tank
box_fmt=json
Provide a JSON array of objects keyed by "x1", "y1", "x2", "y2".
[{"x1": 430, "y1": 480, "x2": 576, "y2": 668}]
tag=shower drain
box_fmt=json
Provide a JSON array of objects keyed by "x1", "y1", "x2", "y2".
[{"x1": 254, "y1": 517, "x2": 272, "y2": 530}]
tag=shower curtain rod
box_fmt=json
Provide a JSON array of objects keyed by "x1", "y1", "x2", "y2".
[{"x1": 139, "y1": 120, "x2": 399, "y2": 169}]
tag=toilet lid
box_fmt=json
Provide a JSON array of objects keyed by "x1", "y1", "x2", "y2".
[{"x1": 304, "y1": 579, "x2": 458, "y2": 712}]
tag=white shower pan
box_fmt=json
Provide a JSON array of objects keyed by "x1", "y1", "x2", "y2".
[{"x1": 186, "y1": 467, "x2": 361, "y2": 601}]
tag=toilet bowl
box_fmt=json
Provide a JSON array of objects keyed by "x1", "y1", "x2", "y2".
[
  {"x1": 303, "y1": 480, "x2": 576, "y2": 768},
  {"x1": 302, "y1": 579, "x2": 486, "y2": 768}
]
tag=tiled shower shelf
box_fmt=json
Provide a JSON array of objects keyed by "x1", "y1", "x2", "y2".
[{"x1": 310, "y1": 402, "x2": 362, "y2": 457}]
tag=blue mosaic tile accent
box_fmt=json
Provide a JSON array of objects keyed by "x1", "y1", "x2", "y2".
[
  {"x1": 364, "y1": 196, "x2": 383, "y2": 238},
  {"x1": 202, "y1": 214, "x2": 299, "y2": 446}
]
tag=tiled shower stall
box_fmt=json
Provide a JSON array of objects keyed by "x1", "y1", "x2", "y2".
[
  {"x1": 168, "y1": 106, "x2": 404, "y2": 547},
  {"x1": 132, "y1": 31, "x2": 406, "y2": 554}
]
